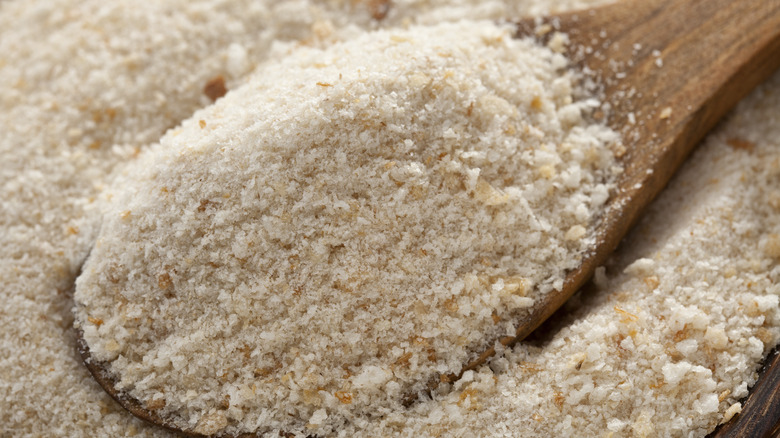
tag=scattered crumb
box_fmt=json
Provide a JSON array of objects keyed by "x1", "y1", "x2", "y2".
[{"x1": 367, "y1": 0, "x2": 391, "y2": 21}]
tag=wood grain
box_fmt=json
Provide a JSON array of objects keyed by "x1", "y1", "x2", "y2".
[{"x1": 460, "y1": 0, "x2": 780, "y2": 376}]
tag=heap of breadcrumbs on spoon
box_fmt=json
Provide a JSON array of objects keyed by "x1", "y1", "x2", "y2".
[{"x1": 74, "y1": 21, "x2": 621, "y2": 436}]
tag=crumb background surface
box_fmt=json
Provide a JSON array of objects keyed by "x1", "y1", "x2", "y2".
[{"x1": 1, "y1": 0, "x2": 778, "y2": 437}]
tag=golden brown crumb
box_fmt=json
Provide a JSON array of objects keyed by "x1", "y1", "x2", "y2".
[
  {"x1": 457, "y1": 387, "x2": 479, "y2": 407},
  {"x1": 220, "y1": 395, "x2": 231, "y2": 410},
  {"x1": 197, "y1": 199, "x2": 215, "y2": 212},
  {"x1": 204, "y1": 75, "x2": 227, "y2": 101},
  {"x1": 673, "y1": 325, "x2": 689, "y2": 342},
  {"x1": 726, "y1": 138, "x2": 755, "y2": 152},
  {"x1": 643, "y1": 276, "x2": 659, "y2": 289},
  {"x1": 146, "y1": 398, "x2": 166, "y2": 410},
  {"x1": 395, "y1": 352, "x2": 413, "y2": 367},
  {"x1": 367, "y1": 0, "x2": 391, "y2": 20},
  {"x1": 334, "y1": 391, "x2": 353, "y2": 404},
  {"x1": 614, "y1": 306, "x2": 639, "y2": 323},
  {"x1": 157, "y1": 273, "x2": 173, "y2": 291},
  {"x1": 530, "y1": 96, "x2": 543, "y2": 110},
  {"x1": 553, "y1": 391, "x2": 565, "y2": 409}
]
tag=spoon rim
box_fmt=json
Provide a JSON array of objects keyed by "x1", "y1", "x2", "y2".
[{"x1": 76, "y1": 328, "x2": 215, "y2": 438}]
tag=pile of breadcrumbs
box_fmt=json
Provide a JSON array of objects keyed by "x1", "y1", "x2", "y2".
[{"x1": 1, "y1": 0, "x2": 777, "y2": 437}]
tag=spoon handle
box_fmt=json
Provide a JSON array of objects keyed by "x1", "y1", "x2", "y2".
[
  {"x1": 522, "y1": 0, "x2": 780, "y2": 343},
  {"x1": 572, "y1": 0, "x2": 780, "y2": 216}
]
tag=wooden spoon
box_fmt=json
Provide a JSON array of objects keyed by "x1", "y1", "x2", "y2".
[
  {"x1": 77, "y1": 0, "x2": 780, "y2": 435},
  {"x1": 454, "y1": 0, "x2": 780, "y2": 378}
]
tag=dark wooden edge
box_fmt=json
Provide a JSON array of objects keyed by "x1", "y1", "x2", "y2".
[
  {"x1": 76, "y1": 328, "x2": 208, "y2": 437},
  {"x1": 77, "y1": 326, "x2": 298, "y2": 437},
  {"x1": 708, "y1": 346, "x2": 780, "y2": 438}
]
